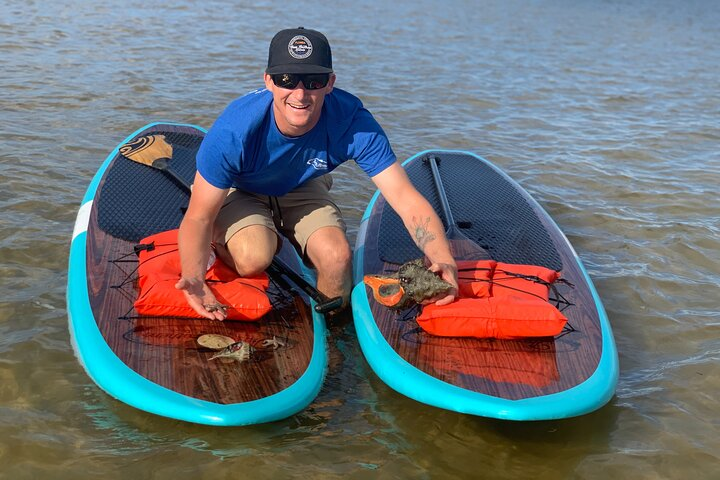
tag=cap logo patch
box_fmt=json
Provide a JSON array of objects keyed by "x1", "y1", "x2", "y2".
[{"x1": 288, "y1": 35, "x2": 313, "y2": 59}]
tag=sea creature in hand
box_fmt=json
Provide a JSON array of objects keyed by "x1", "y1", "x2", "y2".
[
  {"x1": 210, "y1": 341, "x2": 254, "y2": 362},
  {"x1": 203, "y1": 303, "x2": 228, "y2": 315},
  {"x1": 363, "y1": 258, "x2": 453, "y2": 309}
]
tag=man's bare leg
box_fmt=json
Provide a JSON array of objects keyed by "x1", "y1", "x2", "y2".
[
  {"x1": 305, "y1": 226, "x2": 352, "y2": 308},
  {"x1": 216, "y1": 224, "x2": 278, "y2": 277}
]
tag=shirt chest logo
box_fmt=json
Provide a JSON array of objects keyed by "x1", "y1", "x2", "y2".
[{"x1": 307, "y1": 157, "x2": 327, "y2": 170}]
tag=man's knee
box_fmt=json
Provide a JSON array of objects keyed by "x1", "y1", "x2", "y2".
[
  {"x1": 223, "y1": 226, "x2": 277, "y2": 276},
  {"x1": 232, "y1": 251, "x2": 273, "y2": 277},
  {"x1": 318, "y1": 244, "x2": 352, "y2": 272},
  {"x1": 307, "y1": 230, "x2": 351, "y2": 273}
]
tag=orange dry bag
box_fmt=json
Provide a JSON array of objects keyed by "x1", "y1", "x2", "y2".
[
  {"x1": 456, "y1": 259, "x2": 496, "y2": 298},
  {"x1": 491, "y1": 262, "x2": 560, "y2": 301},
  {"x1": 133, "y1": 229, "x2": 272, "y2": 320},
  {"x1": 416, "y1": 261, "x2": 567, "y2": 339},
  {"x1": 417, "y1": 297, "x2": 567, "y2": 339}
]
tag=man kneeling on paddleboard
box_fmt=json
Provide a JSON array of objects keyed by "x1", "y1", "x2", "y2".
[{"x1": 176, "y1": 27, "x2": 458, "y2": 320}]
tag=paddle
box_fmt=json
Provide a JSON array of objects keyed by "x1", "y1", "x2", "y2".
[
  {"x1": 266, "y1": 258, "x2": 344, "y2": 313},
  {"x1": 426, "y1": 155, "x2": 492, "y2": 261},
  {"x1": 120, "y1": 135, "x2": 344, "y2": 314},
  {"x1": 119, "y1": 135, "x2": 193, "y2": 192}
]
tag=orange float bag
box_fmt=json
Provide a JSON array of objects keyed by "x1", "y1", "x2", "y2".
[
  {"x1": 133, "y1": 229, "x2": 272, "y2": 321},
  {"x1": 456, "y1": 259, "x2": 496, "y2": 298},
  {"x1": 416, "y1": 261, "x2": 567, "y2": 339},
  {"x1": 416, "y1": 297, "x2": 567, "y2": 339},
  {"x1": 491, "y1": 262, "x2": 560, "y2": 301}
]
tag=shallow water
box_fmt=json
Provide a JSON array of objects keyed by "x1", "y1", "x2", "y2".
[{"x1": 1, "y1": 0, "x2": 719, "y2": 478}]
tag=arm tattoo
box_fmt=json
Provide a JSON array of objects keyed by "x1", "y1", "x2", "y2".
[{"x1": 412, "y1": 216, "x2": 436, "y2": 251}]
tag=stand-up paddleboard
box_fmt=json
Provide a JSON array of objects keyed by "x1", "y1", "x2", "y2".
[
  {"x1": 352, "y1": 150, "x2": 618, "y2": 420},
  {"x1": 67, "y1": 122, "x2": 328, "y2": 426}
]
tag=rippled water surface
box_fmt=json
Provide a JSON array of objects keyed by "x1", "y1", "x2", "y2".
[{"x1": 1, "y1": 0, "x2": 719, "y2": 478}]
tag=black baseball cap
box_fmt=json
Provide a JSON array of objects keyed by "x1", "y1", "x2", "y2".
[{"x1": 266, "y1": 27, "x2": 333, "y2": 75}]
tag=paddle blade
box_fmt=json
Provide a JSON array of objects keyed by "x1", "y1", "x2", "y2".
[{"x1": 119, "y1": 134, "x2": 173, "y2": 167}]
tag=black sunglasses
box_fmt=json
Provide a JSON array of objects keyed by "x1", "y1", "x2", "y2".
[{"x1": 271, "y1": 73, "x2": 330, "y2": 90}]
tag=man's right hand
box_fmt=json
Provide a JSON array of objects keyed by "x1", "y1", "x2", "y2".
[{"x1": 175, "y1": 277, "x2": 227, "y2": 321}]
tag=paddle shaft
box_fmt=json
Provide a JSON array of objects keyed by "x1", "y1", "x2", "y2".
[
  {"x1": 428, "y1": 156, "x2": 459, "y2": 237},
  {"x1": 267, "y1": 258, "x2": 344, "y2": 313},
  {"x1": 427, "y1": 155, "x2": 491, "y2": 260},
  {"x1": 132, "y1": 152, "x2": 342, "y2": 313},
  {"x1": 152, "y1": 157, "x2": 194, "y2": 193}
]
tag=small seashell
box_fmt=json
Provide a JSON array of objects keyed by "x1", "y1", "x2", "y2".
[
  {"x1": 197, "y1": 334, "x2": 236, "y2": 350},
  {"x1": 210, "y1": 341, "x2": 254, "y2": 362}
]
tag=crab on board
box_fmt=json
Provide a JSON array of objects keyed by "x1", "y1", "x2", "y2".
[{"x1": 363, "y1": 258, "x2": 453, "y2": 310}]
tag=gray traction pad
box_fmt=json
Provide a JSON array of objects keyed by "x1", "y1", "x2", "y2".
[
  {"x1": 96, "y1": 126, "x2": 202, "y2": 242},
  {"x1": 377, "y1": 151, "x2": 563, "y2": 271}
]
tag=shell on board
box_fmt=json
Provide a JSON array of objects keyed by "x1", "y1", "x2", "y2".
[
  {"x1": 209, "y1": 341, "x2": 254, "y2": 362},
  {"x1": 363, "y1": 258, "x2": 453, "y2": 309},
  {"x1": 196, "y1": 334, "x2": 236, "y2": 350}
]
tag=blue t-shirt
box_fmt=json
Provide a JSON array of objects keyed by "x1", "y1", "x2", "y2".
[{"x1": 196, "y1": 88, "x2": 396, "y2": 196}]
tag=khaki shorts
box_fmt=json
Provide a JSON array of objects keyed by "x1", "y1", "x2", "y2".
[{"x1": 214, "y1": 175, "x2": 346, "y2": 256}]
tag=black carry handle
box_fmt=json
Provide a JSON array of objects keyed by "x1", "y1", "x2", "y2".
[
  {"x1": 426, "y1": 155, "x2": 491, "y2": 260},
  {"x1": 122, "y1": 139, "x2": 342, "y2": 313}
]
